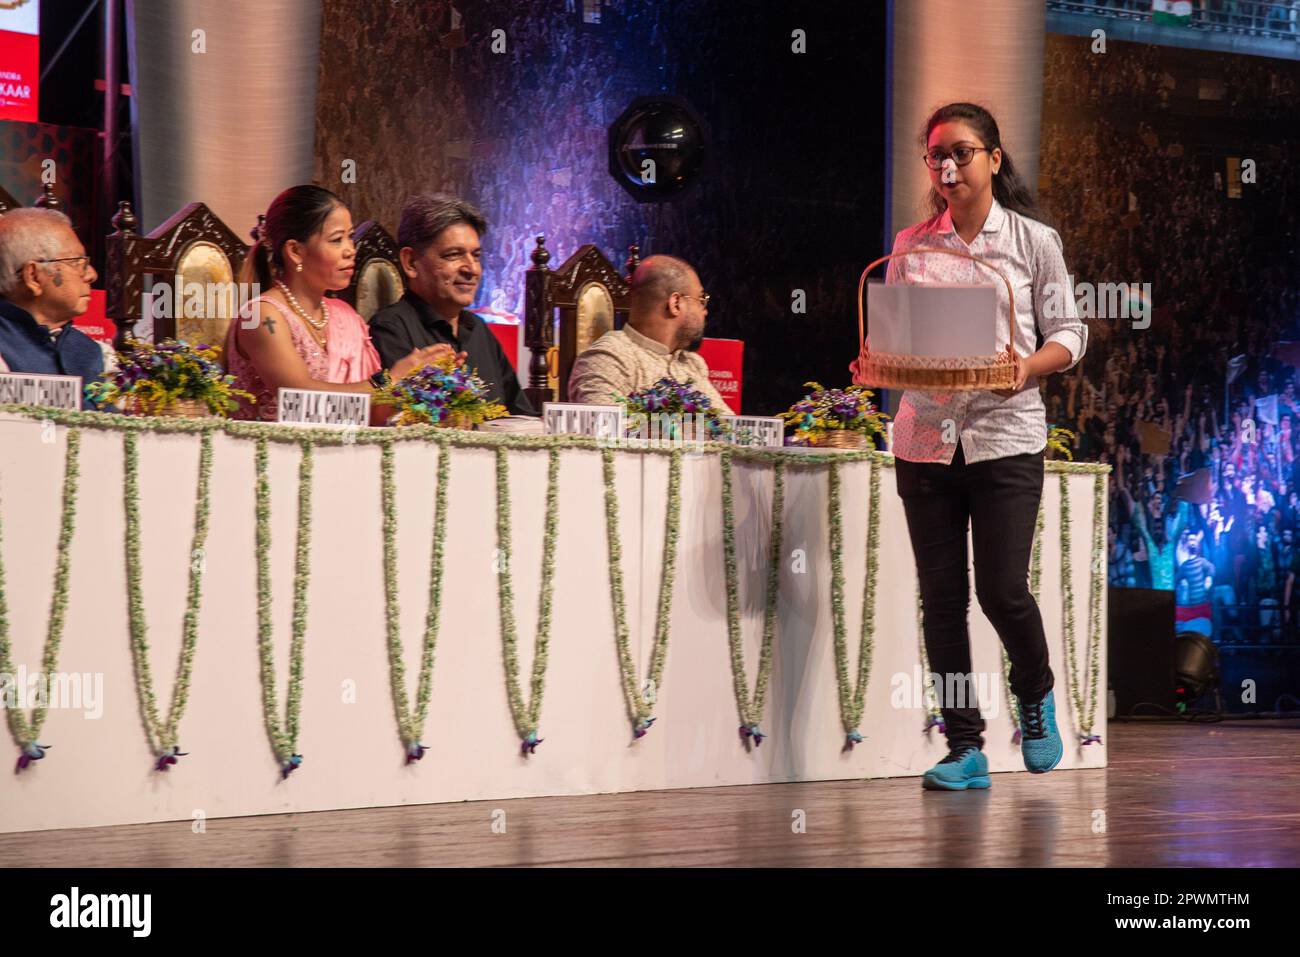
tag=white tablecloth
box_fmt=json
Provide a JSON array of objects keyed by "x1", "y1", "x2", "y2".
[{"x1": 0, "y1": 412, "x2": 1107, "y2": 833}]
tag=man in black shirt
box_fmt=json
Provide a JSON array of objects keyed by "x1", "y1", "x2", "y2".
[{"x1": 369, "y1": 194, "x2": 535, "y2": 416}]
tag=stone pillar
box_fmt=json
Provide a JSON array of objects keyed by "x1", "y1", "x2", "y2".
[
  {"x1": 887, "y1": 0, "x2": 1046, "y2": 239},
  {"x1": 126, "y1": 0, "x2": 322, "y2": 236}
]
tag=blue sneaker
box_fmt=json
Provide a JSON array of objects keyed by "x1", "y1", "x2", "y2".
[
  {"x1": 922, "y1": 746, "x2": 991, "y2": 790},
  {"x1": 1015, "y1": 689, "x2": 1063, "y2": 773}
]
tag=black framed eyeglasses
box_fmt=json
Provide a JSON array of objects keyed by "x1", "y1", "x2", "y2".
[
  {"x1": 922, "y1": 146, "x2": 991, "y2": 170},
  {"x1": 676, "y1": 292, "x2": 710, "y2": 307},
  {"x1": 14, "y1": 255, "x2": 93, "y2": 277}
]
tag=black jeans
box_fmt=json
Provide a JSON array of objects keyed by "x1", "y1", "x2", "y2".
[{"x1": 895, "y1": 442, "x2": 1053, "y2": 751}]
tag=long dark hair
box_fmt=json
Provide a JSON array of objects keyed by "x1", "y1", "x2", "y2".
[
  {"x1": 240, "y1": 184, "x2": 344, "y2": 290},
  {"x1": 923, "y1": 102, "x2": 1052, "y2": 228}
]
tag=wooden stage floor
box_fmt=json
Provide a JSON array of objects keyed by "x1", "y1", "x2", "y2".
[{"x1": 3, "y1": 718, "x2": 1297, "y2": 867}]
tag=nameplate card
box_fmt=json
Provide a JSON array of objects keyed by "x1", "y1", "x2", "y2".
[
  {"x1": 0, "y1": 373, "x2": 82, "y2": 410},
  {"x1": 721, "y1": 415, "x2": 785, "y2": 448},
  {"x1": 277, "y1": 388, "x2": 370, "y2": 428},
  {"x1": 543, "y1": 402, "x2": 625, "y2": 440}
]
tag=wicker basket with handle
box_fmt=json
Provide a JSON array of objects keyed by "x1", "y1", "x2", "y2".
[{"x1": 851, "y1": 246, "x2": 1017, "y2": 392}]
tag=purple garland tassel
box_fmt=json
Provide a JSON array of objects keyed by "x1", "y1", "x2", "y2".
[
  {"x1": 1012, "y1": 728, "x2": 1023, "y2": 746},
  {"x1": 15, "y1": 742, "x2": 49, "y2": 773},
  {"x1": 280, "y1": 753, "x2": 303, "y2": 780},
  {"x1": 154, "y1": 746, "x2": 188, "y2": 772},
  {"x1": 405, "y1": 741, "x2": 429, "y2": 764},
  {"x1": 632, "y1": 716, "x2": 656, "y2": 740},
  {"x1": 739, "y1": 724, "x2": 766, "y2": 748},
  {"x1": 1080, "y1": 733, "x2": 1102, "y2": 746},
  {"x1": 844, "y1": 729, "x2": 864, "y2": 750},
  {"x1": 520, "y1": 731, "x2": 542, "y2": 756},
  {"x1": 923, "y1": 715, "x2": 945, "y2": 736}
]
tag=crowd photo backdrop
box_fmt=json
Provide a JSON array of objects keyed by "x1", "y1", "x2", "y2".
[
  {"x1": 311, "y1": 0, "x2": 887, "y2": 417},
  {"x1": 1039, "y1": 33, "x2": 1300, "y2": 708}
]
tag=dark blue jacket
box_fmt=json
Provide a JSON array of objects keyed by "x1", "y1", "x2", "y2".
[{"x1": 0, "y1": 298, "x2": 104, "y2": 409}]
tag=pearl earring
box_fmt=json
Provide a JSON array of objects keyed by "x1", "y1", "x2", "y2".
[{"x1": 296, "y1": 263, "x2": 303, "y2": 272}]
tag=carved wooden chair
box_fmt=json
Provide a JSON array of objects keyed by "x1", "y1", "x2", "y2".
[
  {"x1": 334, "y1": 219, "x2": 406, "y2": 321},
  {"x1": 105, "y1": 200, "x2": 249, "y2": 357},
  {"x1": 523, "y1": 237, "x2": 640, "y2": 408},
  {"x1": 0, "y1": 181, "x2": 66, "y2": 214}
]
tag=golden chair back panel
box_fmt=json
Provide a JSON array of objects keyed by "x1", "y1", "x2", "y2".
[
  {"x1": 356, "y1": 257, "x2": 405, "y2": 322},
  {"x1": 575, "y1": 281, "x2": 615, "y2": 355},
  {"x1": 173, "y1": 240, "x2": 235, "y2": 360}
]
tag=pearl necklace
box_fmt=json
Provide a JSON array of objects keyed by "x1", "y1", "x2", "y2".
[{"x1": 275, "y1": 279, "x2": 328, "y2": 331}]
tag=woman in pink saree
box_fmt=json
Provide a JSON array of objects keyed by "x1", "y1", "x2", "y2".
[{"x1": 226, "y1": 185, "x2": 449, "y2": 423}]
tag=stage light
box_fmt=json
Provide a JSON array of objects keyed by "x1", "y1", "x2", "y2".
[{"x1": 1172, "y1": 633, "x2": 1219, "y2": 710}]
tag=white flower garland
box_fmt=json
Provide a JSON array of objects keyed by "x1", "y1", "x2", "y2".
[
  {"x1": 253, "y1": 437, "x2": 313, "y2": 778},
  {"x1": 826, "y1": 458, "x2": 880, "y2": 748},
  {"x1": 379, "y1": 437, "x2": 451, "y2": 764},
  {"x1": 603, "y1": 447, "x2": 682, "y2": 739},
  {"x1": 0, "y1": 426, "x2": 81, "y2": 771},
  {"x1": 496, "y1": 447, "x2": 561, "y2": 754},
  {"x1": 719, "y1": 451, "x2": 784, "y2": 748},
  {"x1": 0, "y1": 407, "x2": 1110, "y2": 766},
  {"x1": 122, "y1": 428, "x2": 214, "y2": 770}
]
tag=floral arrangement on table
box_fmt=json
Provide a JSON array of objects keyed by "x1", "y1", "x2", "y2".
[
  {"x1": 1047, "y1": 425, "x2": 1077, "y2": 461},
  {"x1": 780, "y1": 382, "x2": 889, "y2": 449},
  {"x1": 373, "y1": 353, "x2": 508, "y2": 428},
  {"x1": 618, "y1": 377, "x2": 726, "y2": 440},
  {"x1": 83, "y1": 337, "x2": 253, "y2": 418}
]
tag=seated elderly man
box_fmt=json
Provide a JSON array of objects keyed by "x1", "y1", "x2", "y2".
[
  {"x1": 0, "y1": 208, "x2": 104, "y2": 407},
  {"x1": 568, "y1": 254, "x2": 733, "y2": 414}
]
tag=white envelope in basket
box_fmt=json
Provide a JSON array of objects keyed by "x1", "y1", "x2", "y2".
[{"x1": 866, "y1": 282, "x2": 999, "y2": 357}]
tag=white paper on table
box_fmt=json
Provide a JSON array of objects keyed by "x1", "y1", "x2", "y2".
[{"x1": 866, "y1": 281, "x2": 999, "y2": 356}]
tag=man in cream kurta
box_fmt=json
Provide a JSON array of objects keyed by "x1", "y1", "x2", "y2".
[{"x1": 567, "y1": 254, "x2": 735, "y2": 415}]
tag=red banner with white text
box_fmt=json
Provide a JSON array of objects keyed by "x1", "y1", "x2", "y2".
[
  {"x1": 697, "y1": 337, "x2": 744, "y2": 414},
  {"x1": 0, "y1": 0, "x2": 39, "y2": 123}
]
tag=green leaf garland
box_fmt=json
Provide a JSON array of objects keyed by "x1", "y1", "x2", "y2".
[
  {"x1": 496, "y1": 446, "x2": 561, "y2": 754},
  {"x1": 1060, "y1": 472, "x2": 1105, "y2": 746},
  {"x1": 254, "y1": 436, "x2": 313, "y2": 778},
  {"x1": 826, "y1": 458, "x2": 880, "y2": 748},
  {"x1": 122, "y1": 428, "x2": 214, "y2": 770},
  {"x1": 379, "y1": 437, "x2": 451, "y2": 764},
  {"x1": 719, "y1": 451, "x2": 784, "y2": 748},
  {"x1": 0, "y1": 405, "x2": 1117, "y2": 476},
  {"x1": 603, "y1": 447, "x2": 682, "y2": 738},
  {"x1": 0, "y1": 426, "x2": 81, "y2": 771},
  {"x1": 0, "y1": 406, "x2": 1113, "y2": 766}
]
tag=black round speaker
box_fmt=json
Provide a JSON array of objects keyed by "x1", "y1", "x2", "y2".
[{"x1": 608, "y1": 96, "x2": 707, "y2": 203}]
